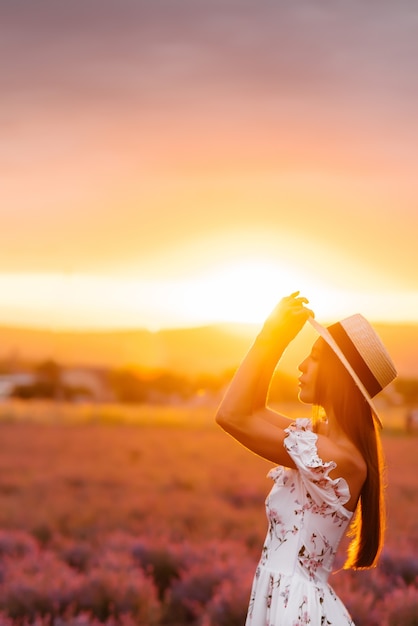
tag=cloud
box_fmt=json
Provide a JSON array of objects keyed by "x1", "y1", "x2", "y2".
[
  {"x1": 2, "y1": 0, "x2": 418, "y2": 171},
  {"x1": 2, "y1": 0, "x2": 418, "y2": 106}
]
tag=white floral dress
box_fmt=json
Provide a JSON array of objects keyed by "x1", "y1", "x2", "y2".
[{"x1": 245, "y1": 418, "x2": 355, "y2": 626}]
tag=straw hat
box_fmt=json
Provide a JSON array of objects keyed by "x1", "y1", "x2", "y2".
[{"x1": 308, "y1": 315, "x2": 397, "y2": 428}]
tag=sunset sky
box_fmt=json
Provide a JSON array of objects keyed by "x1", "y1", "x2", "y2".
[{"x1": 2, "y1": 0, "x2": 418, "y2": 330}]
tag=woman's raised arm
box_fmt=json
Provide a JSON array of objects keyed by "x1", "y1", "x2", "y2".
[{"x1": 215, "y1": 292, "x2": 313, "y2": 463}]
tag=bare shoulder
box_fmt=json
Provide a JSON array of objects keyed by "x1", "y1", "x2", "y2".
[
  {"x1": 316, "y1": 435, "x2": 366, "y2": 480},
  {"x1": 316, "y1": 434, "x2": 367, "y2": 511}
]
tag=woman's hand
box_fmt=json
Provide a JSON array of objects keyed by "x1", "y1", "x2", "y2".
[{"x1": 258, "y1": 291, "x2": 314, "y2": 347}]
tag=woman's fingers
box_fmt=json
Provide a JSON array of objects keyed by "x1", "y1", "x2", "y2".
[
  {"x1": 285, "y1": 293, "x2": 314, "y2": 320},
  {"x1": 284, "y1": 293, "x2": 310, "y2": 308},
  {"x1": 258, "y1": 292, "x2": 314, "y2": 346},
  {"x1": 267, "y1": 292, "x2": 314, "y2": 322}
]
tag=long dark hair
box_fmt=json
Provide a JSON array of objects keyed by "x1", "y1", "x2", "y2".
[{"x1": 313, "y1": 340, "x2": 386, "y2": 570}]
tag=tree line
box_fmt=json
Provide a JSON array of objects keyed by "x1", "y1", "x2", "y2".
[{"x1": 1, "y1": 357, "x2": 417, "y2": 406}]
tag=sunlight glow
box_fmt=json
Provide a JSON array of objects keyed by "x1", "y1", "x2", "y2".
[
  {"x1": 178, "y1": 259, "x2": 312, "y2": 325},
  {"x1": 0, "y1": 265, "x2": 416, "y2": 331}
]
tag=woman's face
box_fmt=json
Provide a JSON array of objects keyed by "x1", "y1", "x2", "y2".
[{"x1": 298, "y1": 338, "x2": 323, "y2": 404}]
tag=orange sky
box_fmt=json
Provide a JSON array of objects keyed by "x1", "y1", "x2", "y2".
[{"x1": 1, "y1": 1, "x2": 418, "y2": 330}]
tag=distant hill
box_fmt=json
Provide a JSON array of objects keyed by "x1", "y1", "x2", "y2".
[{"x1": 0, "y1": 321, "x2": 416, "y2": 378}]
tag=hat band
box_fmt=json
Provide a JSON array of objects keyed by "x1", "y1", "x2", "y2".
[{"x1": 327, "y1": 323, "x2": 383, "y2": 397}]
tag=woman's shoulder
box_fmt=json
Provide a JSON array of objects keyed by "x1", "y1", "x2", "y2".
[
  {"x1": 317, "y1": 436, "x2": 367, "y2": 512},
  {"x1": 318, "y1": 434, "x2": 366, "y2": 476},
  {"x1": 284, "y1": 418, "x2": 366, "y2": 512}
]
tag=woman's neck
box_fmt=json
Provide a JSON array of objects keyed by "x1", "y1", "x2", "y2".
[{"x1": 317, "y1": 404, "x2": 347, "y2": 443}]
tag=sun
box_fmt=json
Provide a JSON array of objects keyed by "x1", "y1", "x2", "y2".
[{"x1": 176, "y1": 257, "x2": 312, "y2": 326}]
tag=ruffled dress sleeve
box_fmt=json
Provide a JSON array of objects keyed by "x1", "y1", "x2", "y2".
[{"x1": 282, "y1": 418, "x2": 352, "y2": 513}]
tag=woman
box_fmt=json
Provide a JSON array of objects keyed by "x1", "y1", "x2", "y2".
[{"x1": 216, "y1": 291, "x2": 397, "y2": 625}]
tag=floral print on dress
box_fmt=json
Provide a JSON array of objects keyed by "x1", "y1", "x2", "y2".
[
  {"x1": 266, "y1": 500, "x2": 298, "y2": 548},
  {"x1": 245, "y1": 418, "x2": 355, "y2": 626}
]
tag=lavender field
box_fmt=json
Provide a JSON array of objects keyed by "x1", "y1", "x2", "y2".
[{"x1": 0, "y1": 401, "x2": 416, "y2": 626}]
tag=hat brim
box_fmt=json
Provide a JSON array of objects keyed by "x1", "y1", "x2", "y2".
[{"x1": 308, "y1": 317, "x2": 383, "y2": 428}]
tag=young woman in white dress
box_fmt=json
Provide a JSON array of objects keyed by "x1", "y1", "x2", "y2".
[{"x1": 216, "y1": 292, "x2": 397, "y2": 625}]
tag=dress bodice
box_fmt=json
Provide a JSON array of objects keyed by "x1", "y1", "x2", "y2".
[
  {"x1": 262, "y1": 418, "x2": 353, "y2": 583},
  {"x1": 246, "y1": 418, "x2": 355, "y2": 625}
]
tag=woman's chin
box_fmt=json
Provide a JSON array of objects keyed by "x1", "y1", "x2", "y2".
[{"x1": 298, "y1": 390, "x2": 312, "y2": 405}]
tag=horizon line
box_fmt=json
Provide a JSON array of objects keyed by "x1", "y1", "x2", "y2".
[{"x1": 0, "y1": 317, "x2": 416, "y2": 334}]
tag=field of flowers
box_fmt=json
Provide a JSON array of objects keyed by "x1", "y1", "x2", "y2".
[{"x1": 0, "y1": 401, "x2": 416, "y2": 626}]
